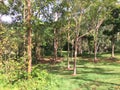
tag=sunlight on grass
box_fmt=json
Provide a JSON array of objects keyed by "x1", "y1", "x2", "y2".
[
  {"x1": 51, "y1": 52, "x2": 120, "y2": 90},
  {"x1": 100, "y1": 52, "x2": 120, "y2": 59},
  {"x1": 0, "y1": 53, "x2": 120, "y2": 90}
]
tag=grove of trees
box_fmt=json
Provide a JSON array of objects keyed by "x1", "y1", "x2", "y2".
[{"x1": 0, "y1": 0, "x2": 120, "y2": 89}]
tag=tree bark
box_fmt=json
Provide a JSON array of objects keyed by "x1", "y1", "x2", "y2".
[
  {"x1": 94, "y1": 29, "x2": 98, "y2": 62},
  {"x1": 111, "y1": 36, "x2": 115, "y2": 58},
  {"x1": 67, "y1": 32, "x2": 70, "y2": 69},
  {"x1": 111, "y1": 43, "x2": 115, "y2": 58},
  {"x1": 54, "y1": 29, "x2": 58, "y2": 61},
  {"x1": 78, "y1": 38, "x2": 82, "y2": 55},
  {"x1": 73, "y1": 36, "x2": 78, "y2": 75},
  {"x1": 71, "y1": 40, "x2": 74, "y2": 63},
  {"x1": 26, "y1": 0, "x2": 32, "y2": 73},
  {"x1": 94, "y1": 19, "x2": 104, "y2": 62}
]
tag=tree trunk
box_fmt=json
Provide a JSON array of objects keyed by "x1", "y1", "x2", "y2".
[
  {"x1": 78, "y1": 38, "x2": 82, "y2": 55},
  {"x1": 111, "y1": 42, "x2": 115, "y2": 58},
  {"x1": 73, "y1": 36, "x2": 78, "y2": 75},
  {"x1": 94, "y1": 29, "x2": 98, "y2": 62},
  {"x1": 26, "y1": 0, "x2": 32, "y2": 73},
  {"x1": 111, "y1": 36, "x2": 115, "y2": 58},
  {"x1": 71, "y1": 40, "x2": 74, "y2": 63},
  {"x1": 67, "y1": 32, "x2": 70, "y2": 69},
  {"x1": 54, "y1": 29, "x2": 58, "y2": 61},
  {"x1": 94, "y1": 40, "x2": 97, "y2": 61}
]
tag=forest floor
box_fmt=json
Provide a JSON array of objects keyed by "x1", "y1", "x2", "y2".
[{"x1": 44, "y1": 52, "x2": 120, "y2": 90}]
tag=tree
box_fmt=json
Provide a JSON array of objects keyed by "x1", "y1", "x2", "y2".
[
  {"x1": 103, "y1": 7, "x2": 120, "y2": 58},
  {"x1": 68, "y1": 0, "x2": 91, "y2": 75},
  {"x1": 84, "y1": 0, "x2": 117, "y2": 62},
  {"x1": 26, "y1": 0, "x2": 32, "y2": 74}
]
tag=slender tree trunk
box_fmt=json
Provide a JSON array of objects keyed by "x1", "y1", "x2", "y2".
[
  {"x1": 23, "y1": 4, "x2": 27, "y2": 57},
  {"x1": 78, "y1": 38, "x2": 82, "y2": 55},
  {"x1": 71, "y1": 40, "x2": 74, "y2": 63},
  {"x1": 111, "y1": 36, "x2": 115, "y2": 58},
  {"x1": 94, "y1": 29, "x2": 98, "y2": 62},
  {"x1": 94, "y1": 41, "x2": 97, "y2": 61},
  {"x1": 54, "y1": 29, "x2": 58, "y2": 61},
  {"x1": 111, "y1": 43, "x2": 115, "y2": 58},
  {"x1": 67, "y1": 32, "x2": 70, "y2": 69},
  {"x1": 26, "y1": 0, "x2": 32, "y2": 73},
  {"x1": 73, "y1": 36, "x2": 78, "y2": 75}
]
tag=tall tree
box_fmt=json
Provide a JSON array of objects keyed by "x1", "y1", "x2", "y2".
[
  {"x1": 26, "y1": 0, "x2": 32, "y2": 73},
  {"x1": 70, "y1": 0, "x2": 91, "y2": 75},
  {"x1": 103, "y1": 7, "x2": 120, "y2": 58},
  {"x1": 84, "y1": 0, "x2": 117, "y2": 62}
]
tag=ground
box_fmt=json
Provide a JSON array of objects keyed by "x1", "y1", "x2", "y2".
[
  {"x1": 39, "y1": 52, "x2": 120, "y2": 90},
  {"x1": 1, "y1": 52, "x2": 120, "y2": 90}
]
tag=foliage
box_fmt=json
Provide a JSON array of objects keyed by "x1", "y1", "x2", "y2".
[
  {"x1": 0, "y1": 0, "x2": 120, "y2": 90},
  {"x1": 0, "y1": 62, "x2": 60, "y2": 90}
]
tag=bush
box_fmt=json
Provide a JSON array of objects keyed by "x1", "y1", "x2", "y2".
[{"x1": 0, "y1": 61, "x2": 60, "y2": 90}]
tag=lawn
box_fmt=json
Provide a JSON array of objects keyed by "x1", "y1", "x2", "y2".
[
  {"x1": 0, "y1": 52, "x2": 120, "y2": 90},
  {"x1": 49, "y1": 52, "x2": 120, "y2": 90}
]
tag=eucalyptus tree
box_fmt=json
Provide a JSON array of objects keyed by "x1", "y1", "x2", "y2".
[
  {"x1": 24, "y1": 0, "x2": 32, "y2": 73},
  {"x1": 67, "y1": 0, "x2": 92, "y2": 75},
  {"x1": 103, "y1": 7, "x2": 120, "y2": 58},
  {"x1": 84, "y1": 0, "x2": 117, "y2": 62},
  {"x1": 52, "y1": 0, "x2": 71, "y2": 61},
  {"x1": 7, "y1": 0, "x2": 32, "y2": 73}
]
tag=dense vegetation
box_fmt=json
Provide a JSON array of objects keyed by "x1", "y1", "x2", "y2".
[{"x1": 0, "y1": 0, "x2": 120, "y2": 90}]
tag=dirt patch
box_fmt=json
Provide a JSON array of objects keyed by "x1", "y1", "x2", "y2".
[{"x1": 38, "y1": 57, "x2": 64, "y2": 64}]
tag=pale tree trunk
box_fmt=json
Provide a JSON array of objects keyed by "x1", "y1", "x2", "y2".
[
  {"x1": 78, "y1": 38, "x2": 82, "y2": 55},
  {"x1": 73, "y1": 35, "x2": 78, "y2": 75},
  {"x1": 71, "y1": 40, "x2": 74, "y2": 64},
  {"x1": 94, "y1": 29, "x2": 98, "y2": 62},
  {"x1": 93, "y1": 19, "x2": 104, "y2": 62},
  {"x1": 26, "y1": 0, "x2": 32, "y2": 73},
  {"x1": 94, "y1": 41, "x2": 97, "y2": 62},
  {"x1": 54, "y1": 29, "x2": 58, "y2": 61},
  {"x1": 23, "y1": 4, "x2": 27, "y2": 57},
  {"x1": 111, "y1": 42, "x2": 115, "y2": 58},
  {"x1": 111, "y1": 36, "x2": 115, "y2": 58},
  {"x1": 67, "y1": 32, "x2": 70, "y2": 69},
  {"x1": 73, "y1": 16, "x2": 81, "y2": 75}
]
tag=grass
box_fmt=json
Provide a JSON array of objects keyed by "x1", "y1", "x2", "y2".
[
  {"x1": 49, "y1": 52, "x2": 120, "y2": 90},
  {"x1": 0, "y1": 52, "x2": 120, "y2": 90}
]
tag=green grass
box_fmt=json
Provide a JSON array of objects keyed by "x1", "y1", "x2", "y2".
[
  {"x1": 0, "y1": 52, "x2": 120, "y2": 90},
  {"x1": 49, "y1": 52, "x2": 120, "y2": 90}
]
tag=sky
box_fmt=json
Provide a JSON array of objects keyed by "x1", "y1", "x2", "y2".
[
  {"x1": 3, "y1": 0, "x2": 9, "y2": 6},
  {"x1": 0, "y1": 15, "x2": 12, "y2": 24},
  {"x1": 0, "y1": 0, "x2": 120, "y2": 24},
  {"x1": 0, "y1": 0, "x2": 12, "y2": 23}
]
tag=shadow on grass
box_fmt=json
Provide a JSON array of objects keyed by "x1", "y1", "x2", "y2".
[
  {"x1": 35, "y1": 58, "x2": 120, "y2": 76},
  {"x1": 49, "y1": 65, "x2": 120, "y2": 77},
  {"x1": 70, "y1": 76, "x2": 120, "y2": 86},
  {"x1": 33, "y1": 52, "x2": 120, "y2": 76}
]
